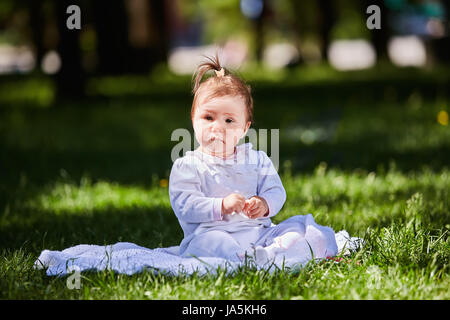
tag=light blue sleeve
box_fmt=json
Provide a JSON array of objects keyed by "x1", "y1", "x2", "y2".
[
  {"x1": 256, "y1": 150, "x2": 287, "y2": 218},
  {"x1": 169, "y1": 157, "x2": 223, "y2": 223}
]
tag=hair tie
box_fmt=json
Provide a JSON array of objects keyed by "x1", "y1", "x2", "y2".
[{"x1": 214, "y1": 68, "x2": 225, "y2": 77}]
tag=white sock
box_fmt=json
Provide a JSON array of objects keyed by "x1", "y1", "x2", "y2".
[
  {"x1": 254, "y1": 232, "x2": 305, "y2": 265},
  {"x1": 254, "y1": 246, "x2": 275, "y2": 265}
]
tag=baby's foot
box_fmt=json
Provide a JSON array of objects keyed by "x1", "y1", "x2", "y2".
[{"x1": 254, "y1": 246, "x2": 275, "y2": 265}]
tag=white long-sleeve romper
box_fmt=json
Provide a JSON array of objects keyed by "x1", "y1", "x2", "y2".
[{"x1": 169, "y1": 143, "x2": 338, "y2": 263}]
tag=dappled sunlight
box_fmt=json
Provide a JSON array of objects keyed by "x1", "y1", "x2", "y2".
[
  {"x1": 437, "y1": 110, "x2": 448, "y2": 126},
  {"x1": 0, "y1": 77, "x2": 55, "y2": 107},
  {"x1": 168, "y1": 44, "x2": 248, "y2": 75},
  {"x1": 263, "y1": 43, "x2": 299, "y2": 69},
  {"x1": 0, "y1": 104, "x2": 189, "y2": 153},
  {"x1": 328, "y1": 39, "x2": 376, "y2": 71},
  {"x1": 333, "y1": 100, "x2": 450, "y2": 155},
  {"x1": 388, "y1": 36, "x2": 427, "y2": 67},
  {"x1": 24, "y1": 178, "x2": 171, "y2": 214},
  {"x1": 280, "y1": 163, "x2": 450, "y2": 232},
  {"x1": 41, "y1": 51, "x2": 61, "y2": 75},
  {"x1": 0, "y1": 177, "x2": 181, "y2": 253},
  {"x1": 0, "y1": 45, "x2": 35, "y2": 74}
]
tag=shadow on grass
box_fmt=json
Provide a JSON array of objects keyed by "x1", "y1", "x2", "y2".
[
  {"x1": 0, "y1": 205, "x2": 183, "y2": 255},
  {"x1": 1, "y1": 139, "x2": 448, "y2": 216}
]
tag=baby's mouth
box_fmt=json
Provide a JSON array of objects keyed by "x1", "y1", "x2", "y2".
[{"x1": 208, "y1": 136, "x2": 224, "y2": 143}]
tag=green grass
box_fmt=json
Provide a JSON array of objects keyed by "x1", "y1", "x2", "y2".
[
  {"x1": 1, "y1": 168, "x2": 448, "y2": 299},
  {"x1": 0, "y1": 64, "x2": 449, "y2": 299}
]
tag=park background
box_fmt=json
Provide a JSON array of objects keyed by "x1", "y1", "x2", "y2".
[{"x1": 0, "y1": 0, "x2": 449, "y2": 299}]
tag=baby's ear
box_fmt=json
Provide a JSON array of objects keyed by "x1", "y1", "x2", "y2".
[{"x1": 243, "y1": 121, "x2": 251, "y2": 136}]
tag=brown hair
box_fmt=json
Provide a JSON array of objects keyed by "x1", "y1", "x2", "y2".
[{"x1": 191, "y1": 53, "x2": 254, "y2": 124}]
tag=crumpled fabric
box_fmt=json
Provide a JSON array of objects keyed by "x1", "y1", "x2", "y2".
[{"x1": 34, "y1": 227, "x2": 363, "y2": 277}]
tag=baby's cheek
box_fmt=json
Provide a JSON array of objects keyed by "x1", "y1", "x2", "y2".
[{"x1": 226, "y1": 129, "x2": 243, "y2": 142}]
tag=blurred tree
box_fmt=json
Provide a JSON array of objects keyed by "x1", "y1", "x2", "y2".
[
  {"x1": 90, "y1": 0, "x2": 169, "y2": 75},
  {"x1": 444, "y1": 0, "x2": 450, "y2": 15},
  {"x1": 121, "y1": 0, "x2": 170, "y2": 73},
  {"x1": 92, "y1": 0, "x2": 130, "y2": 74},
  {"x1": 29, "y1": 0, "x2": 45, "y2": 70},
  {"x1": 55, "y1": 0, "x2": 85, "y2": 100},
  {"x1": 436, "y1": 0, "x2": 450, "y2": 63},
  {"x1": 148, "y1": 0, "x2": 170, "y2": 65},
  {"x1": 177, "y1": 0, "x2": 254, "y2": 58},
  {"x1": 283, "y1": 0, "x2": 319, "y2": 65},
  {"x1": 425, "y1": 0, "x2": 450, "y2": 64},
  {"x1": 253, "y1": 0, "x2": 271, "y2": 62},
  {"x1": 362, "y1": 0, "x2": 390, "y2": 62},
  {"x1": 318, "y1": 0, "x2": 337, "y2": 61},
  {"x1": 0, "y1": 1, "x2": 28, "y2": 45}
]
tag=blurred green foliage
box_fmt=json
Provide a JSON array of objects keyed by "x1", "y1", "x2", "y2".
[
  {"x1": 332, "y1": 0, "x2": 371, "y2": 39},
  {"x1": 0, "y1": 62, "x2": 448, "y2": 188}
]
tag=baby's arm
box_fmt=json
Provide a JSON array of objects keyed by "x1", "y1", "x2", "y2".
[
  {"x1": 169, "y1": 158, "x2": 223, "y2": 223},
  {"x1": 255, "y1": 151, "x2": 287, "y2": 218}
]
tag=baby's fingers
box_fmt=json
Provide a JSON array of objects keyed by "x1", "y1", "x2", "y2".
[
  {"x1": 248, "y1": 207, "x2": 263, "y2": 219},
  {"x1": 245, "y1": 198, "x2": 257, "y2": 211},
  {"x1": 243, "y1": 201, "x2": 250, "y2": 214},
  {"x1": 248, "y1": 207, "x2": 260, "y2": 216},
  {"x1": 243, "y1": 204, "x2": 253, "y2": 215}
]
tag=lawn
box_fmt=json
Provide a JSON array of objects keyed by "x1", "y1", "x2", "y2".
[{"x1": 0, "y1": 64, "x2": 449, "y2": 299}]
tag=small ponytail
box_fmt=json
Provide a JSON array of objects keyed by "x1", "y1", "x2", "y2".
[{"x1": 191, "y1": 52, "x2": 226, "y2": 94}]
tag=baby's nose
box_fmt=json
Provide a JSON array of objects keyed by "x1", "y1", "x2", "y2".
[{"x1": 211, "y1": 120, "x2": 225, "y2": 132}]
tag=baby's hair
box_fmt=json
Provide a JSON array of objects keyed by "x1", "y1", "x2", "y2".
[{"x1": 191, "y1": 52, "x2": 254, "y2": 124}]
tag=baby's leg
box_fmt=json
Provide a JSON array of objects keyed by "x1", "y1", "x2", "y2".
[
  {"x1": 255, "y1": 214, "x2": 338, "y2": 265},
  {"x1": 261, "y1": 220, "x2": 337, "y2": 262},
  {"x1": 255, "y1": 231, "x2": 304, "y2": 264},
  {"x1": 265, "y1": 231, "x2": 303, "y2": 253},
  {"x1": 182, "y1": 230, "x2": 245, "y2": 262},
  {"x1": 303, "y1": 220, "x2": 338, "y2": 258}
]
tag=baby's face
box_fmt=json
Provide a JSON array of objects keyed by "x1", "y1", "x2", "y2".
[{"x1": 192, "y1": 95, "x2": 251, "y2": 158}]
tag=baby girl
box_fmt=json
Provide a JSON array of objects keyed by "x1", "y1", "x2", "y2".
[{"x1": 169, "y1": 54, "x2": 338, "y2": 265}]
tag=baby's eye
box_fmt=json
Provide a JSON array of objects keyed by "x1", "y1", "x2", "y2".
[
  {"x1": 226, "y1": 118, "x2": 233, "y2": 123},
  {"x1": 205, "y1": 116, "x2": 213, "y2": 121}
]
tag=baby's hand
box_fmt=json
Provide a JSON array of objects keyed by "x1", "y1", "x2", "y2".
[
  {"x1": 222, "y1": 193, "x2": 246, "y2": 215},
  {"x1": 243, "y1": 196, "x2": 269, "y2": 219}
]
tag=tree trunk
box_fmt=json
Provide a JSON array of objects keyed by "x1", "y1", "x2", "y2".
[
  {"x1": 29, "y1": 0, "x2": 45, "y2": 73},
  {"x1": 92, "y1": 0, "x2": 131, "y2": 74},
  {"x1": 253, "y1": 0, "x2": 270, "y2": 63},
  {"x1": 55, "y1": 0, "x2": 85, "y2": 100},
  {"x1": 148, "y1": 0, "x2": 170, "y2": 64},
  {"x1": 318, "y1": 0, "x2": 336, "y2": 61},
  {"x1": 363, "y1": 0, "x2": 389, "y2": 62}
]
